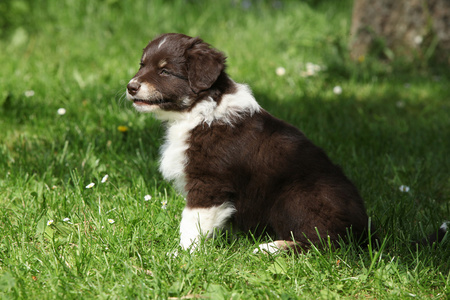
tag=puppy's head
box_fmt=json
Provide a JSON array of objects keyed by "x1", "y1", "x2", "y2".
[{"x1": 126, "y1": 33, "x2": 226, "y2": 113}]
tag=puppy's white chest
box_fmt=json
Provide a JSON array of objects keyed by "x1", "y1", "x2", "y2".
[{"x1": 159, "y1": 121, "x2": 193, "y2": 194}]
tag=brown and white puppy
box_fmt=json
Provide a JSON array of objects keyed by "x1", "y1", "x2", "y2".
[{"x1": 126, "y1": 33, "x2": 446, "y2": 253}]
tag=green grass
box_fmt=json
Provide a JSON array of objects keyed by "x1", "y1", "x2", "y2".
[{"x1": 1, "y1": 0, "x2": 449, "y2": 298}]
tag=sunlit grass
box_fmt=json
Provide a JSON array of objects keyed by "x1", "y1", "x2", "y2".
[{"x1": 0, "y1": 0, "x2": 449, "y2": 298}]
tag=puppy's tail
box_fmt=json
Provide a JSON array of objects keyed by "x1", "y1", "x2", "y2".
[{"x1": 414, "y1": 221, "x2": 449, "y2": 246}]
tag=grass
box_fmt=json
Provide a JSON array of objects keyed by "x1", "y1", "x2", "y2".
[{"x1": 1, "y1": 0, "x2": 449, "y2": 298}]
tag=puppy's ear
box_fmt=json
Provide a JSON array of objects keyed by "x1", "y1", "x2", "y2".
[{"x1": 185, "y1": 38, "x2": 226, "y2": 94}]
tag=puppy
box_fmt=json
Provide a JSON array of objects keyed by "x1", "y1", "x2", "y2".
[{"x1": 126, "y1": 33, "x2": 446, "y2": 253}]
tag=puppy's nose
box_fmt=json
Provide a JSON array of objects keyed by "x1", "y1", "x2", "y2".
[{"x1": 127, "y1": 81, "x2": 141, "y2": 96}]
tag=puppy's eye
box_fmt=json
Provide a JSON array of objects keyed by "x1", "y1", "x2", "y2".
[
  {"x1": 139, "y1": 62, "x2": 144, "y2": 69},
  {"x1": 160, "y1": 69, "x2": 170, "y2": 76}
]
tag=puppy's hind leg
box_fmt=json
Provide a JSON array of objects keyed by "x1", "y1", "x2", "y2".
[{"x1": 179, "y1": 202, "x2": 236, "y2": 252}]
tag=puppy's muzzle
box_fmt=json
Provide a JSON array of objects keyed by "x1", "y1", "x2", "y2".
[{"x1": 127, "y1": 81, "x2": 141, "y2": 96}]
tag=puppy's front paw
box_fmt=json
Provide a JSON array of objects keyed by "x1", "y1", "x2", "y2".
[
  {"x1": 180, "y1": 237, "x2": 199, "y2": 254},
  {"x1": 253, "y1": 242, "x2": 281, "y2": 254}
]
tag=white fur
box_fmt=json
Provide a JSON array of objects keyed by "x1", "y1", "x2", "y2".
[
  {"x1": 253, "y1": 242, "x2": 282, "y2": 254},
  {"x1": 158, "y1": 120, "x2": 192, "y2": 192},
  {"x1": 179, "y1": 202, "x2": 237, "y2": 251},
  {"x1": 129, "y1": 82, "x2": 259, "y2": 252},
  {"x1": 213, "y1": 83, "x2": 260, "y2": 126},
  {"x1": 157, "y1": 83, "x2": 260, "y2": 193},
  {"x1": 158, "y1": 37, "x2": 167, "y2": 49},
  {"x1": 440, "y1": 222, "x2": 449, "y2": 231}
]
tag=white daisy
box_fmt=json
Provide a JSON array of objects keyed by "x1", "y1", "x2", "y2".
[
  {"x1": 24, "y1": 90, "x2": 35, "y2": 97},
  {"x1": 414, "y1": 35, "x2": 423, "y2": 45},
  {"x1": 86, "y1": 183, "x2": 95, "y2": 189},
  {"x1": 276, "y1": 67, "x2": 286, "y2": 76},
  {"x1": 301, "y1": 62, "x2": 322, "y2": 77},
  {"x1": 101, "y1": 174, "x2": 109, "y2": 183},
  {"x1": 333, "y1": 86, "x2": 342, "y2": 95},
  {"x1": 63, "y1": 217, "x2": 73, "y2": 224},
  {"x1": 161, "y1": 201, "x2": 167, "y2": 210},
  {"x1": 399, "y1": 185, "x2": 410, "y2": 192}
]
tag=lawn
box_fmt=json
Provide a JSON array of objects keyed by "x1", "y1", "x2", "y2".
[{"x1": 0, "y1": 0, "x2": 449, "y2": 298}]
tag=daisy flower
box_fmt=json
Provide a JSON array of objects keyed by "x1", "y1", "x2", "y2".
[
  {"x1": 101, "y1": 174, "x2": 109, "y2": 183},
  {"x1": 161, "y1": 201, "x2": 168, "y2": 210},
  {"x1": 57, "y1": 108, "x2": 66, "y2": 115},
  {"x1": 47, "y1": 220, "x2": 54, "y2": 226},
  {"x1": 414, "y1": 35, "x2": 423, "y2": 45},
  {"x1": 63, "y1": 217, "x2": 73, "y2": 224},
  {"x1": 333, "y1": 86, "x2": 342, "y2": 95},
  {"x1": 86, "y1": 183, "x2": 95, "y2": 189},
  {"x1": 275, "y1": 67, "x2": 286, "y2": 76},
  {"x1": 399, "y1": 185, "x2": 410, "y2": 192},
  {"x1": 24, "y1": 90, "x2": 35, "y2": 97},
  {"x1": 144, "y1": 195, "x2": 152, "y2": 201},
  {"x1": 108, "y1": 219, "x2": 115, "y2": 224},
  {"x1": 301, "y1": 62, "x2": 322, "y2": 77}
]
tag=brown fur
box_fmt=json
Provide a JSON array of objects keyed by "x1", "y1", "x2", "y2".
[{"x1": 185, "y1": 110, "x2": 371, "y2": 248}]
